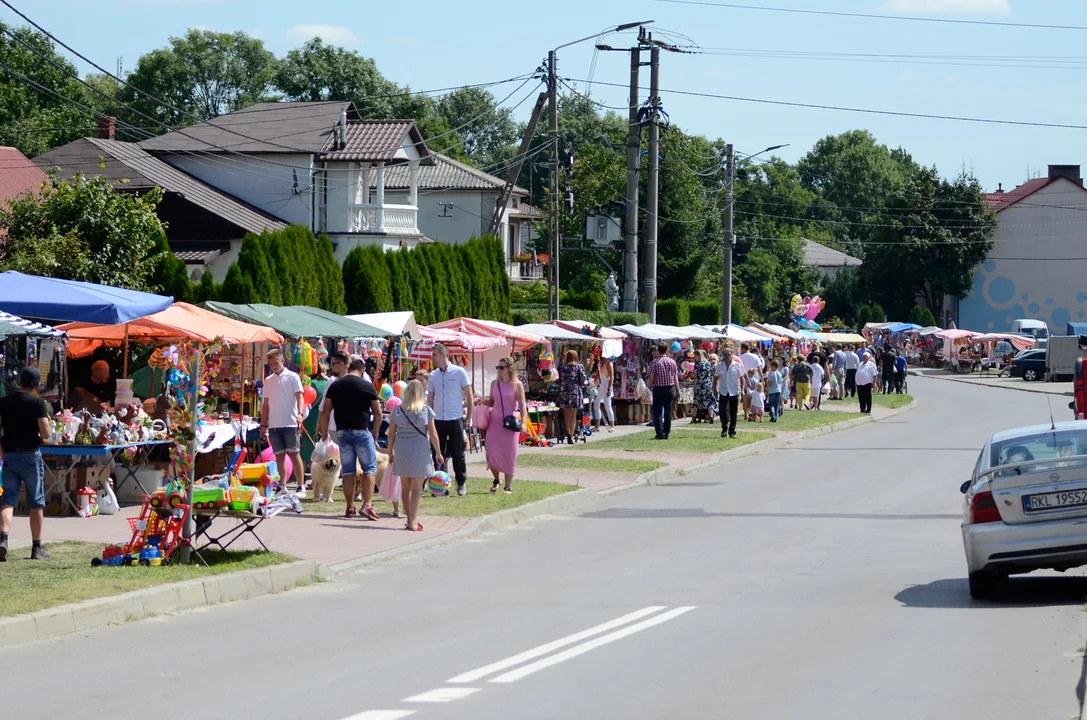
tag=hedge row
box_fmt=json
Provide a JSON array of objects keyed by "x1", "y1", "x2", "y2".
[
  {"x1": 510, "y1": 281, "x2": 606, "y2": 312},
  {"x1": 342, "y1": 236, "x2": 511, "y2": 324},
  {"x1": 218, "y1": 227, "x2": 346, "y2": 312}
]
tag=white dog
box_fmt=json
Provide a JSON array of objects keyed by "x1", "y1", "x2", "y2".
[
  {"x1": 350, "y1": 450, "x2": 390, "y2": 502},
  {"x1": 310, "y1": 456, "x2": 342, "y2": 503}
]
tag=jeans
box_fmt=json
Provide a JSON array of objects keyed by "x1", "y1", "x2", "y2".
[
  {"x1": 719, "y1": 394, "x2": 739, "y2": 436},
  {"x1": 651, "y1": 386, "x2": 675, "y2": 438},
  {"x1": 845, "y1": 369, "x2": 857, "y2": 397},
  {"x1": 858, "y1": 383, "x2": 873, "y2": 413},
  {"x1": 338, "y1": 429, "x2": 377, "y2": 476},
  {"x1": 768, "y1": 392, "x2": 781, "y2": 421},
  {"x1": 1, "y1": 450, "x2": 44, "y2": 509},
  {"x1": 433, "y1": 419, "x2": 467, "y2": 487}
]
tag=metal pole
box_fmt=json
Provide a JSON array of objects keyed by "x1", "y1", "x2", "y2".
[
  {"x1": 643, "y1": 46, "x2": 660, "y2": 323},
  {"x1": 622, "y1": 47, "x2": 641, "y2": 314},
  {"x1": 721, "y1": 143, "x2": 735, "y2": 326},
  {"x1": 179, "y1": 349, "x2": 200, "y2": 565},
  {"x1": 548, "y1": 50, "x2": 559, "y2": 321}
]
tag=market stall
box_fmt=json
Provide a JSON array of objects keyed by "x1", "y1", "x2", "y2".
[
  {"x1": 0, "y1": 271, "x2": 173, "y2": 323},
  {"x1": 973, "y1": 332, "x2": 1035, "y2": 371},
  {"x1": 345, "y1": 311, "x2": 422, "y2": 342},
  {"x1": 0, "y1": 309, "x2": 66, "y2": 405},
  {"x1": 935, "y1": 328, "x2": 981, "y2": 371},
  {"x1": 427, "y1": 318, "x2": 545, "y2": 397}
]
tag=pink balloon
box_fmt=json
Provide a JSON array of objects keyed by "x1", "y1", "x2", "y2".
[
  {"x1": 386, "y1": 396, "x2": 402, "y2": 412},
  {"x1": 259, "y1": 445, "x2": 292, "y2": 481}
]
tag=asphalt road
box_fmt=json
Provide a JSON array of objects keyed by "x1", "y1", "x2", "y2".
[{"x1": 5, "y1": 376, "x2": 1086, "y2": 720}]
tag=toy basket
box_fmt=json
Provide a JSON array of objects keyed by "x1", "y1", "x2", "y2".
[
  {"x1": 128, "y1": 517, "x2": 147, "y2": 533},
  {"x1": 519, "y1": 422, "x2": 544, "y2": 443}
]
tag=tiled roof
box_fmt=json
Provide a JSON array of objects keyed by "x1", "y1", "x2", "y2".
[
  {"x1": 34, "y1": 138, "x2": 287, "y2": 235},
  {"x1": 0, "y1": 146, "x2": 46, "y2": 205},
  {"x1": 320, "y1": 120, "x2": 433, "y2": 165},
  {"x1": 173, "y1": 247, "x2": 223, "y2": 263},
  {"x1": 509, "y1": 202, "x2": 541, "y2": 217},
  {"x1": 139, "y1": 101, "x2": 360, "y2": 154},
  {"x1": 986, "y1": 177, "x2": 1053, "y2": 212},
  {"x1": 802, "y1": 239, "x2": 861, "y2": 268},
  {"x1": 381, "y1": 152, "x2": 527, "y2": 194}
]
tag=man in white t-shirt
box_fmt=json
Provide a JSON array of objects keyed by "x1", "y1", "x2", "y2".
[
  {"x1": 844, "y1": 344, "x2": 860, "y2": 398},
  {"x1": 809, "y1": 358, "x2": 824, "y2": 410},
  {"x1": 426, "y1": 343, "x2": 474, "y2": 496},
  {"x1": 713, "y1": 349, "x2": 745, "y2": 439},
  {"x1": 738, "y1": 343, "x2": 763, "y2": 379},
  {"x1": 261, "y1": 348, "x2": 306, "y2": 494}
]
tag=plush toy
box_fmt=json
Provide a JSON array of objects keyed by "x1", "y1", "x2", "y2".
[
  {"x1": 538, "y1": 341, "x2": 554, "y2": 371},
  {"x1": 428, "y1": 470, "x2": 452, "y2": 497}
]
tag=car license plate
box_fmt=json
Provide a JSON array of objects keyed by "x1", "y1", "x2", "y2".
[{"x1": 1024, "y1": 490, "x2": 1087, "y2": 511}]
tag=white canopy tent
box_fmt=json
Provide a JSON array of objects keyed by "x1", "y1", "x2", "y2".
[{"x1": 345, "y1": 311, "x2": 421, "y2": 341}]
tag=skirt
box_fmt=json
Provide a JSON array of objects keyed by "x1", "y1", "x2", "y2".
[{"x1": 379, "y1": 470, "x2": 402, "y2": 502}]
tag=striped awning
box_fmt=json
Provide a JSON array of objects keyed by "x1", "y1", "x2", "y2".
[{"x1": 0, "y1": 310, "x2": 65, "y2": 339}]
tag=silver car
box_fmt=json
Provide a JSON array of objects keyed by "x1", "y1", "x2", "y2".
[{"x1": 961, "y1": 421, "x2": 1087, "y2": 599}]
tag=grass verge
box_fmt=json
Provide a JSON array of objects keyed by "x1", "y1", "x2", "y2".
[
  {"x1": 0, "y1": 541, "x2": 296, "y2": 617},
  {"x1": 300, "y1": 477, "x2": 575, "y2": 517},
  {"x1": 516, "y1": 454, "x2": 666, "y2": 474},
  {"x1": 872, "y1": 393, "x2": 914, "y2": 409},
  {"x1": 573, "y1": 429, "x2": 773, "y2": 454}
]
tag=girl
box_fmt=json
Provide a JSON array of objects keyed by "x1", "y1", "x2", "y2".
[
  {"x1": 480, "y1": 356, "x2": 528, "y2": 493},
  {"x1": 557, "y1": 349, "x2": 588, "y2": 444},
  {"x1": 743, "y1": 369, "x2": 758, "y2": 421},
  {"x1": 592, "y1": 356, "x2": 616, "y2": 433},
  {"x1": 749, "y1": 381, "x2": 766, "y2": 422},
  {"x1": 387, "y1": 380, "x2": 445, "y2": 532},
  {"x1": 378, "y1": 398, "x2": 402, "y2": 517},
  {"x1": 692, "y1": 350, "x2": 716, "y2": 424}
]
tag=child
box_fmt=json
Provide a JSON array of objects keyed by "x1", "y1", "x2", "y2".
[
  {"x1": 788, "y1": 357, "x2": 799, "y2": 409},
  {"x1": 378, "y1": 464, "x2": 402, "y2": 517},
  {"x1": 749, "y1": 381, "x2": 765, "y2": 422},
  {"x1": 766, "y1": 360, "x2": 783, "y2": 423},
  {"x1": 743, "y1": 369, "x2": 758, "y2": 420},
  {"x1": 809, "y1": 359, "x2": 824, "y2": 411}
]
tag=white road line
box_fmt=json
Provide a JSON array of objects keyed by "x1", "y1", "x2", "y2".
[
  {"x1": 341, "y1": 711, "x2": 416, "y2": 720},
  {"x1": 447, "y1": 606, "x2": 667, "y2": 684},
  {"x1": 403, "y1": 688, "x2": 480, "y2": 703},
  {"x1": 488, "y1": 607, "x2": 697, "y2": 684}
]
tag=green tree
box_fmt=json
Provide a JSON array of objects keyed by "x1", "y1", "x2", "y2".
[
  {"x1": 342, "y1": 245, "x2": 393, "y2": 314},
  {"x1": 148, "y1": 234, "x2": 193, "y2": 301},
  {"x1": 0, "y1": 173, "x2": 167, "y2": 290},
  {"x1": 316, "y1": 233, "x2": 346, "y2": 313},
  {"x1": 386, "y1": 251, "x2": 415, "y2": 315},
  {"x1": 274, "y1": 38, "x2": 396, "y2": 111},
  {"x1": 919, "y1": 308, "x2": 937, "y2": 327},
  {"x1": 909, "y1": 305, "x2": 924, "y2": 325},
  {"x1": 857, "y1": 305, "x2": 873, "y2": 327},
  {"x1": 437, "y1": 86, "x2": 519, "y2": 167},
  {"x1": 193, "y1": 269, "x2": 219, "y2": 304},
  {"x1": 870, "y1": 304, "x2": 886, "y2": 323},
  {"x1": 121, "y1": 29, "x2": 276, "y2": 127},
  {"x1": 219, "y1": 262, "x2": 256, "y2": 304},
  {"x1": 820, "y1": 268, "x2": 860, "y2": 326},
  {"x1": 0, "y1": 22, "x2": 94, "y2": 156},
  {"x1": 236, "y1": 233, "x2": 280, "y2": 304}
]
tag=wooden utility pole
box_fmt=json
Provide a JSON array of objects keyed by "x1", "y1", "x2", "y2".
[
  {"x1": 643, "y1": 45, "x2": 661, "y2": 322},
  {"x1": 622, "y1": 47, "x2": 642, "y2": 314},
  {"x1": 721, "y1": 143, "x2": 735, "y2": 326},
  {"x1": 548, "y1": 50, "x2": 560, "y2": 321}
]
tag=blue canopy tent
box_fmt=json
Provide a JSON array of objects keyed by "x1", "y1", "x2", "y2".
[
  {"x1": 887, "y1": 322, "x2": 922, "y2": 334},
  {"x1": 0, "y1": 271, "x2": 173, "y2": 324}
]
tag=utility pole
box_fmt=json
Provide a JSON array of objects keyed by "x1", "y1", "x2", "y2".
[
  {"x1": 548, "y1": 49, "x2": 560, "y2": 322},
  {"x1": 643, "y1": 45, "x2": 661, "y2": 323},
  {"x1": 622, "y1": 47, "x2": 641, "y2": 314},
  {"x1": 721, "y1": 143, "x2": 735, "y2": 326}
]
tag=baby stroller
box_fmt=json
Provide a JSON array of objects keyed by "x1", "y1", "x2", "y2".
[{"x1": 561, "y1": 401, "x2": 592, "y2": 444}]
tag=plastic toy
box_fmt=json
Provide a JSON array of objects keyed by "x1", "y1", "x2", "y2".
[
  {"x1": 74, "y1": 486, "x2": 100, "y2": 517},
  {"x1": 427, "y1": 470, "x2": 451, "y2": 497},
  {"x1": 789, "y1": 294, "x2": 825, "y2": 331},
  {"x1": 92, "y1": 492, "x2": 191, "y2": 567}
]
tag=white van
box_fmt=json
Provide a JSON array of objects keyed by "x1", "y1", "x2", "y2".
[{"x1": 1012, "y1": 318, "x2": 1050, "y2": 340}]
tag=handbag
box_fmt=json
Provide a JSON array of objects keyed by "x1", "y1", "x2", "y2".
[
  {"x1": 471, "y1": 403, "x2": 491, "y2": 430},
  {"x1": 497, "y1": 381, "x2": 520, "y2": 431}
]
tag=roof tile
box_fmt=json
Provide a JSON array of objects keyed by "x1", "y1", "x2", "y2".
[{"x1": 0, "y1": 146, "x2": 46, "y2": 206}]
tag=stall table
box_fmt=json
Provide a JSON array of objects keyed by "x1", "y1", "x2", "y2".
[
  {"x1": 192, "y1": 505, "x2": 284, "y2": 557},
  {"x1": 39, "y1": 440, "x2": 172, "y2": 514}
]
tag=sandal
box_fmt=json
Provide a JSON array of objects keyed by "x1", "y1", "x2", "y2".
[
  {"x1": 491, "y1": 480, "x2": 499, "y2": 493},
  {"x1": 503, "y1": 487, "x2": 512, "y2": 494},
  {"x1": 414, "y1": 522, "x2": 423, "y2": 532},
  {"x1": 344, "y1": 507, "x2": 357, "y2": 519}
]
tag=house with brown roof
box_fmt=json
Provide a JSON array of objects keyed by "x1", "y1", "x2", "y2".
[
  {"x1": 135, "y1": 101, "x2": 538, "y2": 270},
  {"x1": 954, "y1": 164, "x2": 1087, "y2": 333},
  {"x1": 0, "y1": 146, "x2": 46, "y2": 209}
]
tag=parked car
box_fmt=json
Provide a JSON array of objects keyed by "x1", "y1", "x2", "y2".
[
  {"x1": 1007, "y1": 349, "x2": 1046, "y2": 381},
  {"x1": 961, "y1": 421, "x2": 1087, "y2": 599}
]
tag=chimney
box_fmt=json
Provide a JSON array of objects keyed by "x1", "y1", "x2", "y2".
[
  {"x1": 1048, "y1": 164, "x2": 1083, "y2": 186},
  {"x1": 339, "y1": 108, "x2": 347, "y2": 150},
  {"x1": 97, "y1": 116, "x2": 116, "y2": 140},
  {"x1": 996, "y1": 182, "x2": 1003, "y2": 193}
]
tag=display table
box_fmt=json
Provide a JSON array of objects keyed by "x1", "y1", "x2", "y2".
[
  {"x1": 39, "y1": 440, "x2": 172, "y2": 514},
  {"x1": 192, "y1": 505, "x2": 284, "y2": 557}
]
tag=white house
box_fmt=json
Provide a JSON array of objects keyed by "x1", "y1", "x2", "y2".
[{"x1": 955, "y1": 164, "x2": 1087, "y2": 333}]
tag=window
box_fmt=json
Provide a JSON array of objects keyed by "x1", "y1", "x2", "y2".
[{"x1": 991, "y1": 428, "x2": 1087, "y2": 469}]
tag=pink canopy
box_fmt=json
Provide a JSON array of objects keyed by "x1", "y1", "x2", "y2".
[
  {"x1": 974, "y1": 332, "x2": 1036, "y2": 351},
  {"x1": 411, "y1": 326, "x2": 507, "y2": 359},
  {"x1": 429, "y1": 317, "x2": 543, "y2": 352},
  {"x1": 934, "y1": 328, "x2": 979, "y2": 340}
]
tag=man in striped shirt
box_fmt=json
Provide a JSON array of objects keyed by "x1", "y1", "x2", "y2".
[{"x1": 647, "y1": 343, "x2": 681, "y2": 440}]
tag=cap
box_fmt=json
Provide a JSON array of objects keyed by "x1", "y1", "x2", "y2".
[{"x1": 19, "y1": 366, "x2": 41, "y2": 388}]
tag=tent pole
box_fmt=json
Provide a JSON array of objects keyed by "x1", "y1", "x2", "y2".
[
  {"x1": 122, "y1": 325, "x2": 129, "y2": 379},
  {"x1": 180, "y1": 348, "x2": 201, "y2": 565}
]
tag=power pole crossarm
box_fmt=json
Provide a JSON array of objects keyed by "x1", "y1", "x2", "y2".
[
  {"x1": 488, "y1": 91, "x2": 548, "y2": 239},
  {"x1": 721, "y1": 143, "x2": 735, "y2": 326}
]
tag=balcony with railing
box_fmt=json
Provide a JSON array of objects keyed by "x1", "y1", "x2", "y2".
[
  {"x1": 349, "y1": 204, "x2": 419, "y2": 235},
  {"x1": 508, "y1": 254, "x2": 548, "y2": 283}
]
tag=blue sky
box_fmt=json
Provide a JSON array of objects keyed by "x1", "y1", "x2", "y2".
[{"x1": 11, "y1": 0, "x2": 1087, "y2": 189}]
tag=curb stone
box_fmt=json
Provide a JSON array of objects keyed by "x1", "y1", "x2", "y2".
[
  {"x1": 2, "y1": 399, "x2": 917, "y2": 648},
  {"x1": 0, "y1": 560, "x2": 321, "y2": 650}
]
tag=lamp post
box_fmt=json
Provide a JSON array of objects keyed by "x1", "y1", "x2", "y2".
[
  {"x1": 547, "y1": 21, "x2": 652, "y2": 320},
  {"x1": 721, "y1": 143, "x2": 789, "y2": 326}
]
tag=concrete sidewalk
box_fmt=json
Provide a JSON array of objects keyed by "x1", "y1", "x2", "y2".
[{"x1": 912, "y1": 367, "x2": 1073, "y2": 397}]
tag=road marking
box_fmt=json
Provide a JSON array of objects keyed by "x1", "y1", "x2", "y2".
[
  {"x1": 488, "y1": 607, "x2": 697, "y2": 684},
  {"x1": 403, "y1": 688, "x2": 480, "y2": 703},
  {"x1": 447, "y1": 606, "x2": 667, "y2": 684},
  {"x1": 341, "y1": 712, "x2": 416, "y2": 720}
]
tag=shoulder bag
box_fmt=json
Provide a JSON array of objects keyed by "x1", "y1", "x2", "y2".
[{"x1": 497, "y1": 382, "x2": 520, "y2": 431}]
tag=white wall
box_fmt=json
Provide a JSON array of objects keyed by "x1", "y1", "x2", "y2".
[
  {"x1": 387, "y1": 189, "x2": 505, "y2": 253},
  {"x1": 959, "y1": 178, "x2": 1087, "y2": 332},
  {"x1": 162, "y1": 152, "x2": 314, "y2": 228}
]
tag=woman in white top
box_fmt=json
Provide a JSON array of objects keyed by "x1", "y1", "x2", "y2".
[{"x1": 809, "y1": 360, "x2": 824, "y2": 410}]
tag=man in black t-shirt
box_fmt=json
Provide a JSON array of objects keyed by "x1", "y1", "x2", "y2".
[
  {"x1": 0, "y1": 367, "x2": 54, "y2": 561},
  {"x1": 318, "y1": 358, "x2": 383, "y2": 521},
  {"x1": 880, "y1": 348, "x2": 896, "y2": 394}
]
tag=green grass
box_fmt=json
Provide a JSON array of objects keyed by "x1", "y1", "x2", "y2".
[
  {"x1": 516, "y1": 454, "x2": 666, "y2": 474},
  {"x1": 654, "y1": 408, "x2": 865, "y2": 434},
  {"x1": 872, "y1": 393, "x2": 915, "y2": 409},
  {"x1": 573, "y1": 428, "x2": 773, "y2": 454},
  {"x1": 0, "y1": 541, "x2": 297, "y2": 617},
  {"x1": 300, "y1": 477, "x2": 575, "y2": 517}
]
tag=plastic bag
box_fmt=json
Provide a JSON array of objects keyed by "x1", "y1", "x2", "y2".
[
  {"x1": 96, "y1": 480, "x2": 119, "y2": 515},
  {"x1": 635, "y1": 378, "x2": 651, "y2": 402},
  {"x1": 312, "y1": 438, "x2": 339, "y2": 464},
  {"x1": 472, "y1": 403, "x2": 491, "y2": 430}
]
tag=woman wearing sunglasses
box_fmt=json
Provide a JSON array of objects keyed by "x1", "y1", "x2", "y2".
[{"x1": 479, "y1": 356, "x2": 528, "y2": 493}]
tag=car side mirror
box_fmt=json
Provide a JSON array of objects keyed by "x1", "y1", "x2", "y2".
[{"x1": 960, "y1": 480, "x2": 971, "y2": 494}]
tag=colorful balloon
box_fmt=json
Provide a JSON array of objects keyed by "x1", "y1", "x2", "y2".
[
  {"x1": 302, "y1": 384, "x2": 318, "y2": 406},
  {"x1": 379, "y1": 383, "x2": 394, "y2": 401},
  {"x1": 428, "y1": 470, "x2": 452, "y2": 497},
  {"x1": 259, "y1": 445, "x2": 292, "y2": 481},
  {"x1": 670, "y1": 341, "x2": 682, "y2": 354},
  {"x1": 385, "y1": 396, "x2": 402, "y2": 412},
  {"x1": 393, "y1": 380, "x2": 408, "y2": 398}
]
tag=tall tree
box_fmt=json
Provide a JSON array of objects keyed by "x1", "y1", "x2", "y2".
[
  {"x1": 121, "y1": 29, "x2": 276, "y2": 127},
  {"x1": 437, "y1": 86, "x2": 519, "y2": 168},
  {"x1": 274, "y1": 38, "x2": 396, "y2": 111}
]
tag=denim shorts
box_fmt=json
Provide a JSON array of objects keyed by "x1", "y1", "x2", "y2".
[
  {"x1": 338, "y1": 429, "x2": 377, "y2": 477},
  {"x1": 1, "y1": 450, "x2": 45, "y2": 510},
  {"x1": 267, "y1": 427, "x2": 300, "y2": 454}
]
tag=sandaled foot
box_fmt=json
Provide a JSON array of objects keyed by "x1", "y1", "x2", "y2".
[
  {"x1": 504, "y1": 487, "x2": 512, "y2": 494},
  {"x1": 491, "y1": 480, "x2": 499, "y2": 493}
]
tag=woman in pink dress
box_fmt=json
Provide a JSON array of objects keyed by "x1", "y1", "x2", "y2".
[{"x1": 481, "y1": 356, "x2": 528, "y2": 494}]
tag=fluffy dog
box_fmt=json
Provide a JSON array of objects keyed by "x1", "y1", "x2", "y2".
[
  {"x1": 311, "y1": 456, "x2": 342, "y2": 503},
  {"x1": 349, "y1": 450, "x2": 390, "y2": 502}
]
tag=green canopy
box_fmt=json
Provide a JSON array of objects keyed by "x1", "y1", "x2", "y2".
[{"x1": 201, "y1": 302, "x2": 386, "y2": 340}]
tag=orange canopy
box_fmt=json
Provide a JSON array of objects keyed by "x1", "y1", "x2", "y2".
[{"x1": 59, "y1": 302, "x2": 283, "y2": 358}]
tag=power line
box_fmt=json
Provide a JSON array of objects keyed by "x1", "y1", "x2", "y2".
[
  {"x1": 653, "y1": 0, "x2": 1087, "y2": 32},
  {"x1": 568, "y1": 77, "x2": 1087, "y2": 131}
]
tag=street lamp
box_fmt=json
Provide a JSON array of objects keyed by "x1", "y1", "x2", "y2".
[
  {"x1": 721, "y1": 143, "x2": 790, "y2": 326},
  {"x1": 546, "y1": 21, "x2": 653, "y2": 321}
]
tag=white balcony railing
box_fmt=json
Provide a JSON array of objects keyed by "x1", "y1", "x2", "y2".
[
  {"x1": 349, "y1": 204, "x2": 419, "y2": 235},
  {"x1": 508, "y1": 260, "x2": 546, "y2": 282}
]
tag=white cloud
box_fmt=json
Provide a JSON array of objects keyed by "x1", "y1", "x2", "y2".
[
  {"x1": 878, "y1": 0, "x2": 1011, "y2": 15},
  {"x1": 286, "y1": 24, "x2": 358, "y2": 45}
]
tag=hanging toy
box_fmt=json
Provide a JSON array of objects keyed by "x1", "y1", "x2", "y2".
[
  {"x1": 539, "y1": 341, "x2": 554, "y2": 371},
  {"x1": 317, "y1": 339, "x2": 328, "y2": 362}
]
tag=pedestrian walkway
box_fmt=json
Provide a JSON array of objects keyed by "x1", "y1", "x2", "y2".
[{"x1": 912, "y1": 367, "x2": 1072, "y2": 397}]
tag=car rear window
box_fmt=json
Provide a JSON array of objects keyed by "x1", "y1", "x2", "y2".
[{"x1": 991, "y1": 428, "x2": 1087, "y2": 468}]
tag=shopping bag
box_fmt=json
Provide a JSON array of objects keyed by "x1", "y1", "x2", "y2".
[{"x1": 472, "y1": 403, "x2": 491, "y2": 430}]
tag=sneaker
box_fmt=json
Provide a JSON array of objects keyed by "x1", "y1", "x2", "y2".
[
  {"x1": 720, "y1": 431, "x2": 728, "y2": 438},
  {"x1": 457, "y1": 484, "x2": 467, "y2": 497},
  {"x1": 30, "y1": 544, "x2": 50, "y2": 560},
  {"x1": 0, "y1": 536, "x2": 7, "y2": 562},
  {"x1": 362, "y1": 505, "x2": 380, "y2": 521},
  {"x1": 344, "y1": 507, "x2": 357, "y2": 519}
]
